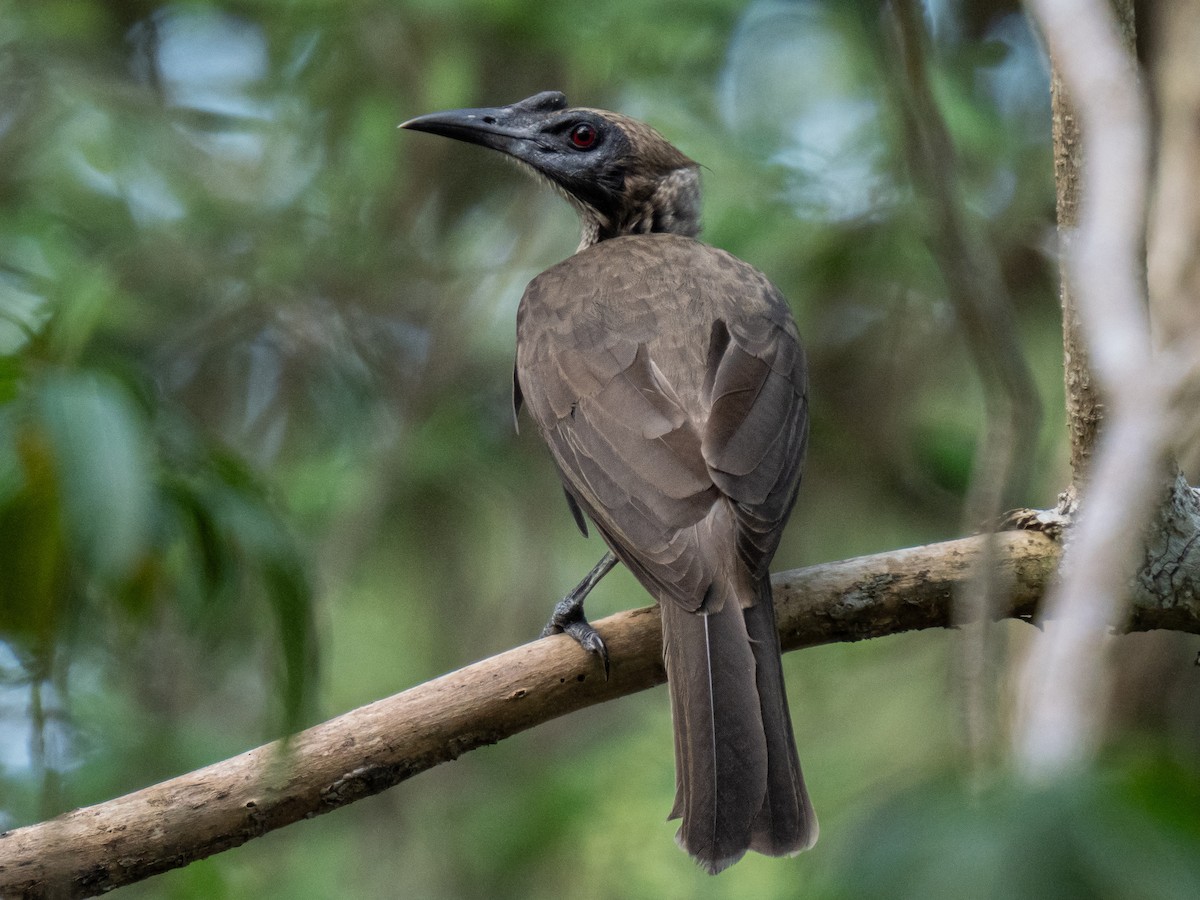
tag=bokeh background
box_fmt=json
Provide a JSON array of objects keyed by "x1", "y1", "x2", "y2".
[{"x1": 2, "y1": 1, "x2": 1198, "y2": 897}]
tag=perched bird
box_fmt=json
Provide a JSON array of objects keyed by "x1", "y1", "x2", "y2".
[{"x1": 402, "y1": 91, "x2": 816, "y2": 873}]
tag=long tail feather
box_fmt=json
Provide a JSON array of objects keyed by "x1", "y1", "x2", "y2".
[
  {"x1": 745, "y1": 578, "x2": 818, "y2": 855},
  {"x1": 662, "y1": 577, "x2": 817, "y2": 873},
  {"x1": 662, "y1": 583, "x2": 767, "y2": 874}
]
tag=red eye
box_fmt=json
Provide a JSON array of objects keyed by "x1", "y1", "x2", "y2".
[{"x1": 569, "y1": 123, "x2": 598, "y2": 149}]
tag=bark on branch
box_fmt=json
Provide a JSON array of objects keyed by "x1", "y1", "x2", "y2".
[{"x1": 4, "y1": 529, "x2": 1200, "y2": 898}]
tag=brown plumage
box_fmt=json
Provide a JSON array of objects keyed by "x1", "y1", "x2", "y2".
[{"x1": 402, "y1": 91, "x2": 817, "y2": 873}]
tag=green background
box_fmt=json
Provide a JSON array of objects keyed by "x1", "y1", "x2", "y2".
[{"x1": 2, "y1": 0, "x2": 1198, "y2": 897}]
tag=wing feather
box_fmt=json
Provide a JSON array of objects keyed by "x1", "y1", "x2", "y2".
[{"x1": 516, "y1": 235, "x2": 807, "y2": 604}]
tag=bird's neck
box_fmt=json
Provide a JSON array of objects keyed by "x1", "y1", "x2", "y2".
[{"x1": 575, "y1": 167, "x2": 701, "y2": 251}]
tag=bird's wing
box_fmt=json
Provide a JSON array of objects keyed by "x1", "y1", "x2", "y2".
[
  {"x1": 701, "y1": 313, "x2": 809, "y2": 579},
  {"x1": 527, "y1": 333, "x2": 722, "y2": 612},
  {"x1": 520, "y1": 316, "x2": 805, "y2": 612}
]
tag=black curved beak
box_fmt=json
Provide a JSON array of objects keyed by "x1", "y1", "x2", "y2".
[
  {"x1": 399, "y1": 105, "x2": 523, "y2": 154},
  {"x1": 399, "y1": 91, "x2": 569, "y2": 156}
]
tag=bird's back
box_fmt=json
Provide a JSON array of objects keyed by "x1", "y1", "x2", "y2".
[{"x1": 518, "y1": 233, "x2": 800, "y2": 427}]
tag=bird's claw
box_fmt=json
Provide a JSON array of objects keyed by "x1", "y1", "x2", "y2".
[{"x1": 542, "y1": 595, "x2": 610, "y2": 679}]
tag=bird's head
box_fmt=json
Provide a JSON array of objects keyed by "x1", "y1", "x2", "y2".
[{"x1": 401, "y1": 91, "x2": 701, "y2": 249}]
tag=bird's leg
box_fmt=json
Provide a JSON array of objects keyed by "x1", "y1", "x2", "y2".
[{"x1": 541, "y1": 551, "x2": 617, "y2": 677}]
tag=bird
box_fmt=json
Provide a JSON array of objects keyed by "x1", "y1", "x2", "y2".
[{"x1": 401, "y1": 91, "x2": 816, "y2": 874}]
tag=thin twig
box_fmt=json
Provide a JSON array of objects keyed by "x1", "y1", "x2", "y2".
[{"x1": 883, "y1": 0, "x2": 1043, "y2": 768}]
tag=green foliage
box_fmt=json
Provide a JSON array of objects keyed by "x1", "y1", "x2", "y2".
[
  {"x1": 0, "y1": 364, "x2": 317, "y2": 728},
  {"x1": 0, "y1": 0, "x2": 323, "y2": 788},
  {"x1": 829, "y1": 757, "x2": 1200, "y2": 900}
]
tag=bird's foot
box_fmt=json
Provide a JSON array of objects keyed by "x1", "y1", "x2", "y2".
[{"x1": 541, "y1": 594, "x2": 610, "y2": 679}]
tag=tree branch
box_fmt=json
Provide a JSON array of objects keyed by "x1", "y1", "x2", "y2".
[
  {"x1": 1049, "y1": 41, "x2": 1102, "y2": 494},
  {"x1": 0, "y1": 532, "x2": 1056, "y2": 898},
  {"x1": 6, "y1": 528, "x2": 1200, "y2": 898}
]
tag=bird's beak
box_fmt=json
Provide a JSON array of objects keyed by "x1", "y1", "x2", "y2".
[
  {"x1": 400, "y1": 104, "x2": 537, "y2": 155},
  {"x1": 400, "y1": 92, "x2": 568, "y2": 157}
]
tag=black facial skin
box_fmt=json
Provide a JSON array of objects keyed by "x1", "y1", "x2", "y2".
[{"x1": 401, "y1": 91, "x2": 633, "y2": 219}]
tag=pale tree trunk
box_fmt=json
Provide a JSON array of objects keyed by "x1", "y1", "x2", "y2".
[{"x1": 1014, "y1": 0, "x2": 1200, "y2": 775}]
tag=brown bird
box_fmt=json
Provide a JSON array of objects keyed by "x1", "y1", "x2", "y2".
[{"x1": 402, "y1": 91, "x2": 816, "y2": 873}]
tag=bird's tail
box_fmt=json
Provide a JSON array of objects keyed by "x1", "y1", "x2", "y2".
[
  {"x1": 744, "y1": 578, "x2": 818, "y2": 857},
  {"x1": 662, "y1": 577, "x2": 817, "y2": 874}
]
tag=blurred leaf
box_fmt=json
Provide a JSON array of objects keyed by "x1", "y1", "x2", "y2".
[
  {"x1": 913, "y1": 421, "x2": 977, "y2": 496},
  {"x1": 829, "y1": 761, "x2": 1200, "y2": 900},
  {"x1": 0, "y1": 417, "x2": 68, "y2": 645},
  {"x1": 0, "y1": 272, "x2": 51, "y2": 357},
  {"x1": 35, "y1": 371, "x2": 154, "y2": 584},
  {"x1": 155, "y1": 429, "x2": 318, "y2": 730},
  {"x1": 43, "y1": 259, "x2": 117, "y2": 363}
]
